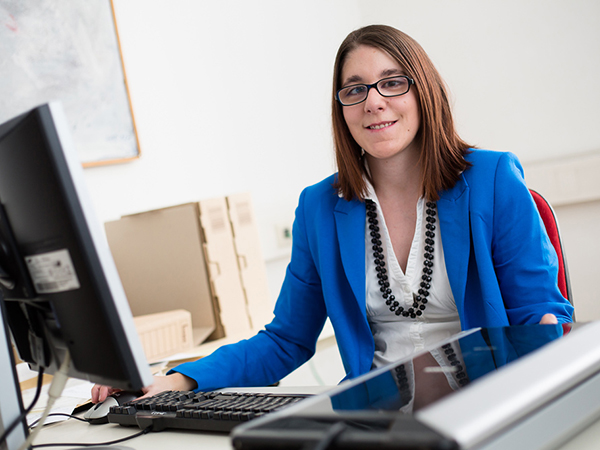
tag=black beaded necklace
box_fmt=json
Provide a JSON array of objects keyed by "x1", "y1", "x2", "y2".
[
  {"x1": 366, "y1": 199, "x2": 437, "y2": 318},
  {"x1": 442, "y1": 343, "x2": 469, "y2": 387}
]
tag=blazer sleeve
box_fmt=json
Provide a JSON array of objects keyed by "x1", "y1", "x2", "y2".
[
  {"x1": 169, "y1": 188, "x2": 328, "y2": 391},
  {"x1": 490, "y1": 152, "x2": 574, "y2": 324}
]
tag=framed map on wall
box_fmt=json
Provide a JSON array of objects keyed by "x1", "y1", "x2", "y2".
[{"x1": 0, "y1": 0, "x2": 140, "y2": 167}]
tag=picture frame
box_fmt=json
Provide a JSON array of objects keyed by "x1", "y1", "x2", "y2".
[{"x1": 0, "y1": 0, "x2": 141, "y2": 167}]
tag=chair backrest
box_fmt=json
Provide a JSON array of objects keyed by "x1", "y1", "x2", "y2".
[{"x1": 529, "y1": 189, "x2": 572, "y2": 304}]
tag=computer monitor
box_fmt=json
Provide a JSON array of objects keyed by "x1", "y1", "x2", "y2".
[
  {"x1": 231, "y1": 322, "x2": 600, "y2": 449},
  {"x1": 0, "y1": 102, "x2": 153, "y2": 449}
]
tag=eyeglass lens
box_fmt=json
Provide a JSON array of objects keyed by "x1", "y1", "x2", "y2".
[{"x1": 338, "y1": 76, "x2": 411, "y2": 106}]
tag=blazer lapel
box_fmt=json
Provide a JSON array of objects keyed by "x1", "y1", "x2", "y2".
[
  {"x1": 438, "y1": 174, "x2": 471, "y2": 322},
  {"x1": 334, "y1": 197, "x2": 366, "y2": 315}
]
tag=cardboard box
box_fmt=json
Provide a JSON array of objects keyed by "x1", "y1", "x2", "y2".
[
  {"x1": 227, "y1": 193, "x2": 274, "y2": 329},
  {"x1": 197, "y1": 197, "x2": 252, "y2": 338},
  {"x1": 133, "y1": 310, "x2": 193, "y2": 363},
  {"x1": 105, "y1": 200, "x2": 252, "y2": 345},
  {"x1": 105, "y1": 203, "x2": 215, "y2": 345}
]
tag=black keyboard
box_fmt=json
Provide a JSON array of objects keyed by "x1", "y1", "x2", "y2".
[{"x1": 106, "y1": 390, "x2": 312, "y2": 433}]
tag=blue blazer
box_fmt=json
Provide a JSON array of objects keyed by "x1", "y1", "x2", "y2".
[{"x1": 172, "y1": 149, "x2": 574, "y2": 391}]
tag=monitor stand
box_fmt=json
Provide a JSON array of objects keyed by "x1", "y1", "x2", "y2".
[{"x1": 0, "y1": 302, "x2": 27, "y2": 450}]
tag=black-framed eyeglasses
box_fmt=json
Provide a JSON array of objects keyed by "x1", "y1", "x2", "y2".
[{"x1": 336, "y1": 75, "x2": 415, "y2": 106}]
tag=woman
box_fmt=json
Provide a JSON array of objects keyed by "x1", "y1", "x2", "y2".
[{"x1": 93, "y1": 24, "x2": 573, "y2": 403}]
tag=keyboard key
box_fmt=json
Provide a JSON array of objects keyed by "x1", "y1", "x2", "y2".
[{"x1": 107, "y1": 390, "x2": 312, "y2": 433}]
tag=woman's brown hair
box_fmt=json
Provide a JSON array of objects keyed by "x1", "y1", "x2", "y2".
[{"x1": 332, "y1": 25, "x2": 472, "y2": 201}]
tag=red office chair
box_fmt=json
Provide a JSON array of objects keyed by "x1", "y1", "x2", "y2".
[{"x1": 529, "y1": 189, "x2": 573, "y2": 305}]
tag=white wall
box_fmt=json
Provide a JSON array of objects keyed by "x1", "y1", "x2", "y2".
[
  {"x1": 88, "y1": 0, "x2": 362, "y2": 260},
  {"x1": 357, "y1": 0, "x2": 600, "y2": 162},
  {"x1": 86, "y1": 1, "x2": 599, "y2": 317}
]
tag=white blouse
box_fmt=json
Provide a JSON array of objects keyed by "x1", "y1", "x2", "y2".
[{"x1": 364, "y1": 183, "x2": 461, "y2": 369}]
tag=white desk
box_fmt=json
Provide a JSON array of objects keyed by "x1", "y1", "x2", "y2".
[
  {"x1": 32, "y1": 409, "x2": 600, "y2": 450},
  {"x1": 556, "y1": 417, "x2": 600, "y2": 450},
  {"x1": 33, "y1": 386, "x2": 332, "y2": 450},
  {"x1": 35, "y1": 417, "x2": 233, "y2": 449}
]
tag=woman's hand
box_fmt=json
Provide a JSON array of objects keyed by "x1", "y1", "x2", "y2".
[
  {"x1": 90, "y1": 384, "x2": 121, "y2": 404},
  {"x1": 91, "y1": 372, "x2": 198, "y2": 403},
  {"x1": 136, "y1": 372, "x2": 198, "y2": 400},
  {"x1": 539, "y1": 313, "x2": 558, "y2": 324}
]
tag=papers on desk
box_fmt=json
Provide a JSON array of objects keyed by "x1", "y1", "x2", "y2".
[
  {"x1": 18, "y1": 364, "x2": 93, "y2": 426},
  {"x1": 17, "y1": 360, "x2": 170, "y2": 427}
]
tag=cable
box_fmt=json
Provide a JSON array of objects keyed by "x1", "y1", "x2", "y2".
[
  {"x1": 19, "y1": 352, "x2": 71, "y2": 450},
  {"x1": 31, "y1": 426, "x2": 152, "y2": 448},
  {"x1": 307, "y1": 421, "x2": 348, "y2": 450},
  {"x1": 308, "y1": 359, "x2": 326, "y2": 386},
  {"x1": 0, "y1": 366, "x2": 45, "y2": 448},
  {"x1": 28, "y1": 413, "x2": 87, "y2": 430}
]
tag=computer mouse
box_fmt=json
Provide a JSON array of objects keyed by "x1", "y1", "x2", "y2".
[{"x1": 84, "y1": 391, "x2": 140, "y2": 424}]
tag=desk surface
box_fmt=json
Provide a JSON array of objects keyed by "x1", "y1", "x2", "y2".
[
  {"x1": 33, "y1": 386, "x2": 331, "y2": 450},
  {"x1": 35, "y1": 417, "x2": 233, "y2": 449},
  {"x1": 558, "y1": 418, "x2": 600, "y2": 450},
  {"x1": 33, "y1": 408, "x2": 600, "y2": 450}
]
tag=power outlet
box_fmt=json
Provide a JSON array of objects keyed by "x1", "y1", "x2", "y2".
[{"x1": 275, "y1": 224, "x2": 293, "y2": 248}]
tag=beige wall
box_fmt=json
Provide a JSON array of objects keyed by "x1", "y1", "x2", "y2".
[
  {"x1": 554, "y1": 201, "x2": 600, "y2": 322},
  {"x1": 525, "y1": 151, "x2": 600, "y2": 322}
]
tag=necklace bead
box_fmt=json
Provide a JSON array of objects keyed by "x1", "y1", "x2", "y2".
[{"x1": 366, "y1": 199, "x2": 437, "y2": 317}]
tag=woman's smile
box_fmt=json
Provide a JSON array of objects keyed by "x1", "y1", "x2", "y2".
[{"x1": 367, "y1": 121, "x2": 397, "y2": 130}]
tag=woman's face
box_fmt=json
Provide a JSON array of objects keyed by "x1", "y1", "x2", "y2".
[{"x1": 341, "y1": 45, "x2": 421, "y2": 163}]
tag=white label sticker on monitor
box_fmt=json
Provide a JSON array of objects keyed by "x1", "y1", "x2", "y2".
[{"x1": 25, "y1": 249, "x2": 81, "y2": 294}]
